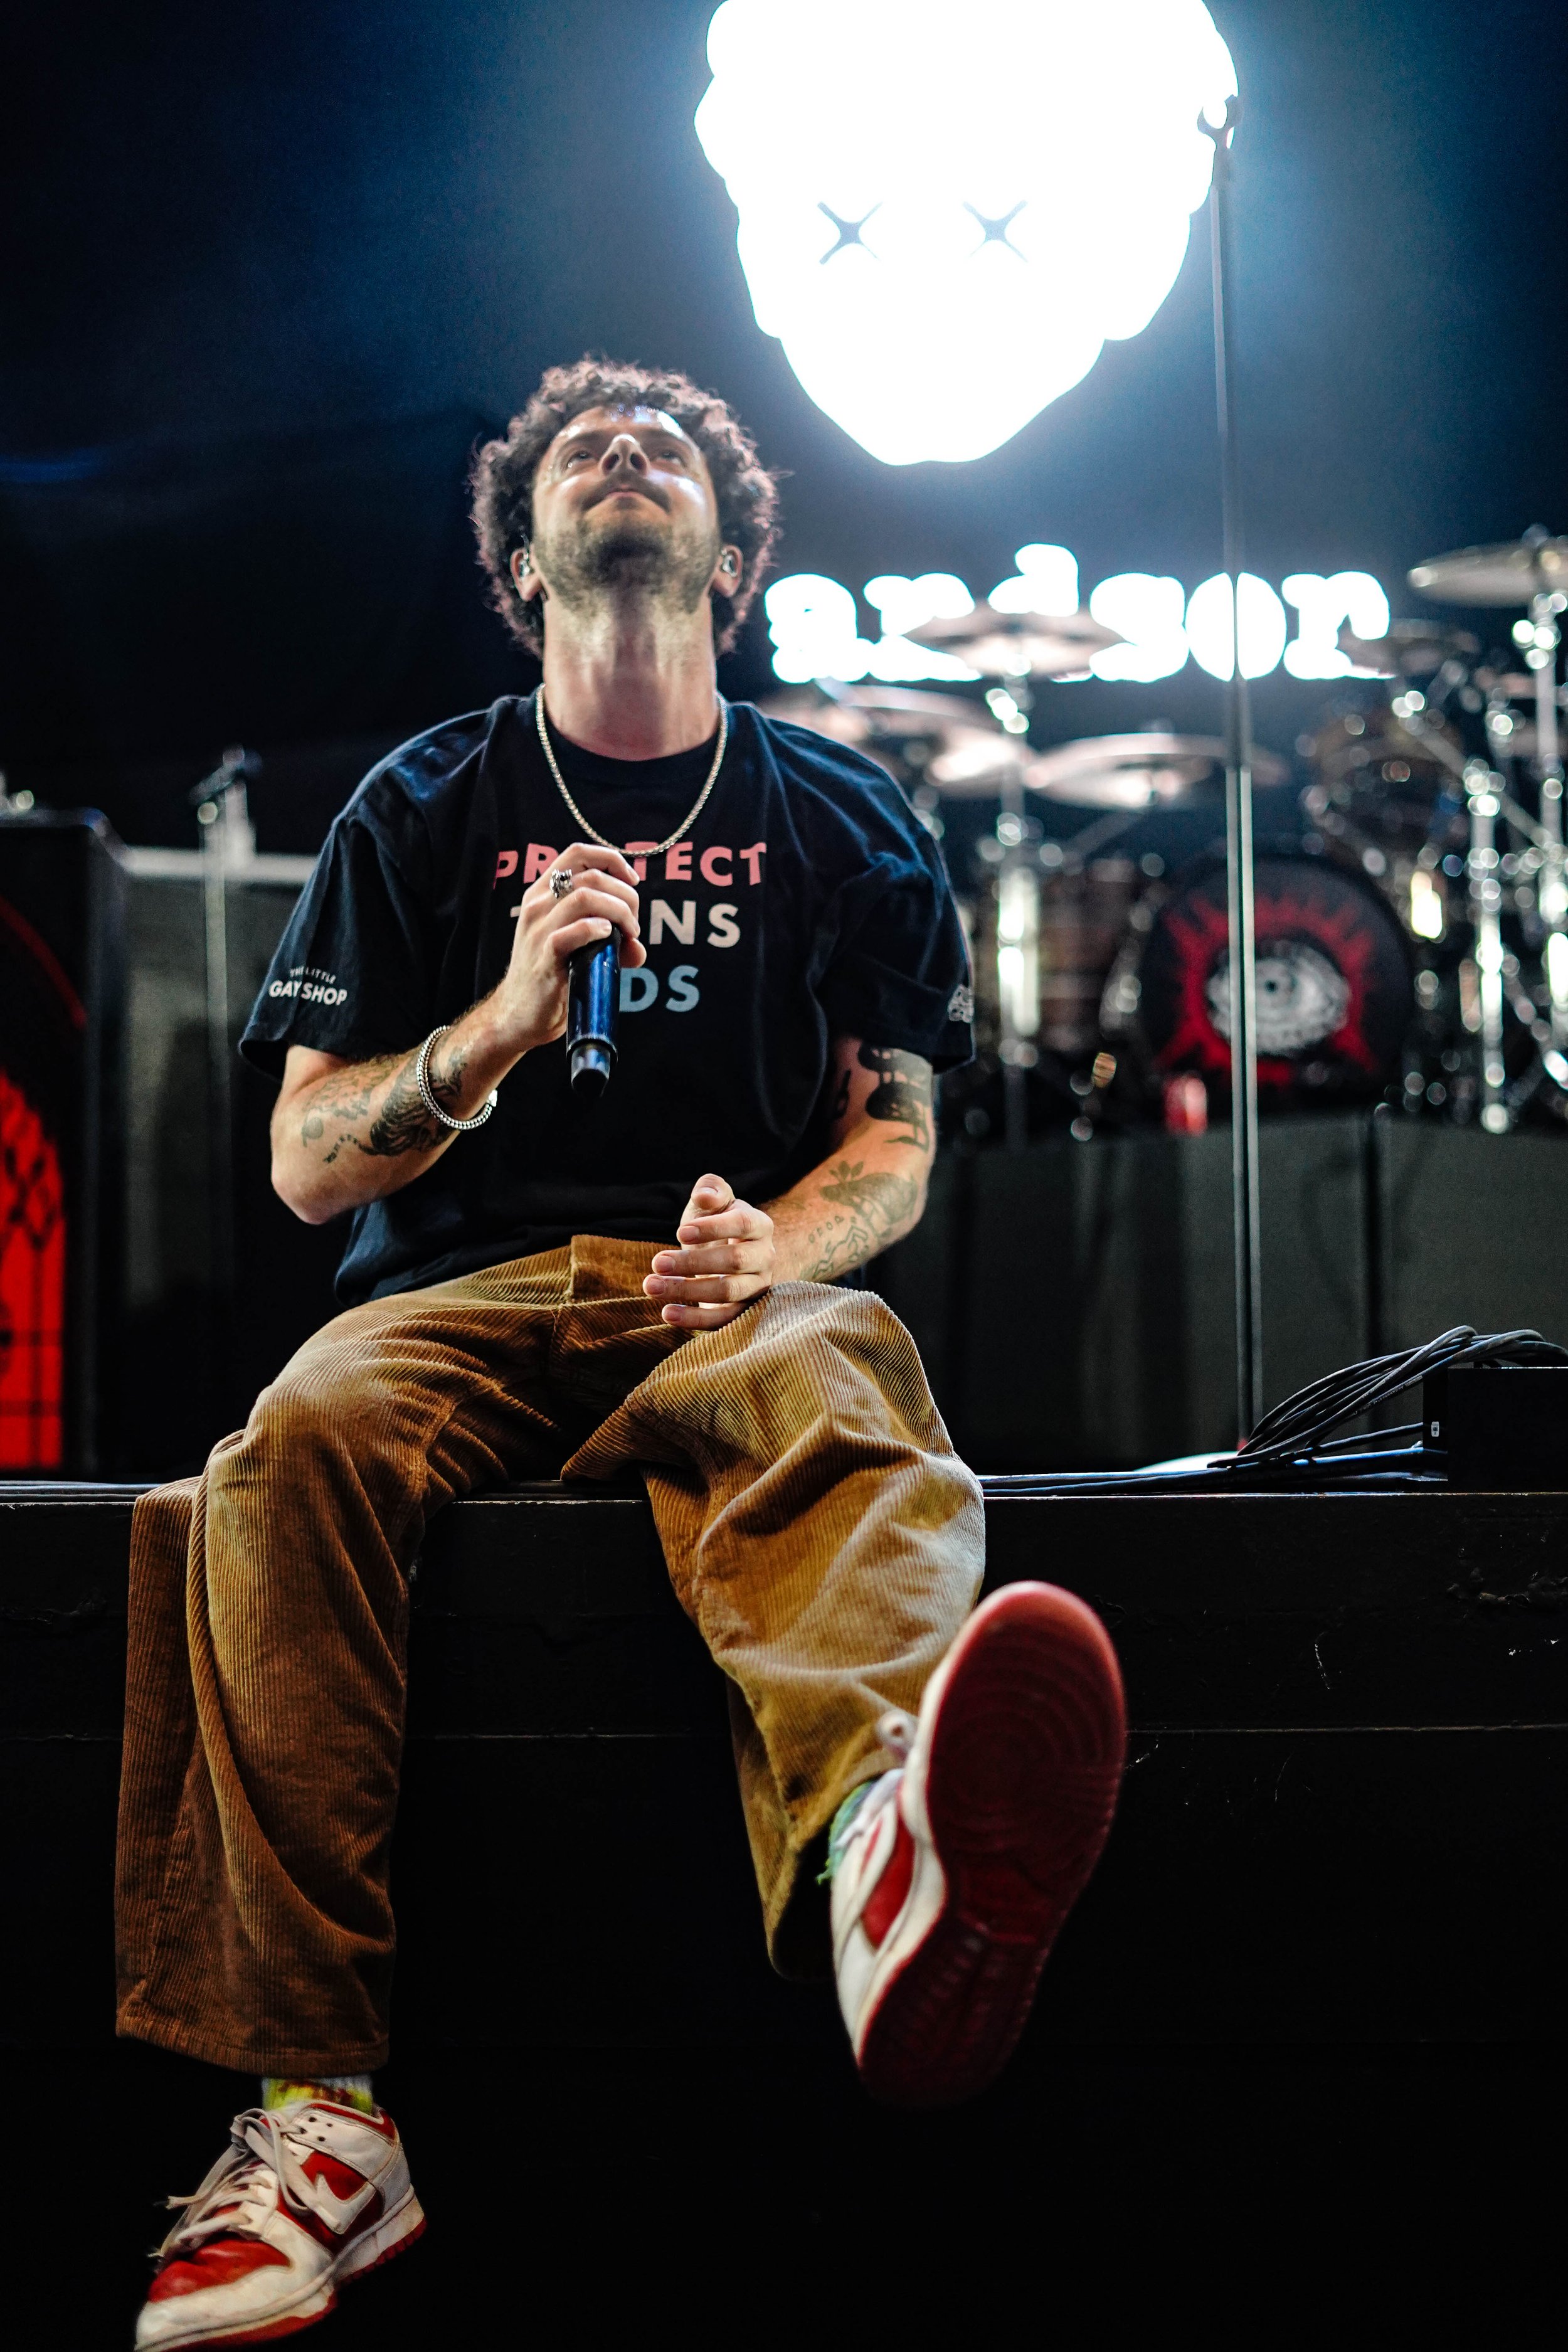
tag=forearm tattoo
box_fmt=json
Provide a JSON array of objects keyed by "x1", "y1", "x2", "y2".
[
  {"x1": 795, "y1": 1157, "x2": 921, "y2": 1279},
  {"x1": 299, "y1": 1037, "x2": 470, "y2": 1166},
  {"x1": 856, "y1": 1043, "x2": 933, "y2": 1151}
]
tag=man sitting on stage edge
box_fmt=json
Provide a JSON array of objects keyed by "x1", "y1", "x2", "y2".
[{"x1": 120, "y1": 359, "x2": 1127, "y2": 2349}]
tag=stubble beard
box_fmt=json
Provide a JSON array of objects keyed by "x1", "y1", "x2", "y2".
[{"x1": 536, "y1": 507, "x2": 719, "y2": 625}]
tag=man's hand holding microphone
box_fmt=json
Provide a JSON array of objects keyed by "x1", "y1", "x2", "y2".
[{"x1": 492, "y1": 844, "x2": 645, "y2": 1058}]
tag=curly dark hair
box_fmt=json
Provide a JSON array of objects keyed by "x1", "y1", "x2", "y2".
[{"x1": 470, "y1": 358, "x2": 782, "y2": 658}]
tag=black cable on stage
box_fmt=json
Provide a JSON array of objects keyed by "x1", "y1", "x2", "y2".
[
  {"x1": 982, "y1": 1325, "x2": 1567, "y2": 1496},
  {"x1": 1235, "y1": 1325, "x2": 1567, "y2": 1466}
]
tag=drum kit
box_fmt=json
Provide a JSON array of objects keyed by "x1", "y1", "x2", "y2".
[{"x1": 762, "y1": 530, "x2": 1568, "y2": 1147}]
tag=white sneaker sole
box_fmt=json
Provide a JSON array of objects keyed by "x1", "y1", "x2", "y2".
[
  {"x1": 136, "y1": 2187, "x2": 426, "y2": 2349},
  {"x1": 855, "y1": 1582, "x2": 1126, "y2": 2109}
]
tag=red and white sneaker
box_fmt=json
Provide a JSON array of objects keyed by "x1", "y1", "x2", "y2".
[
  {"x1": 135, "y1": 2099, "x2": 425, "y2": 2348},
  {"x1": 830, "y1": 1581, "x2": 1126, "y2": 2109}
]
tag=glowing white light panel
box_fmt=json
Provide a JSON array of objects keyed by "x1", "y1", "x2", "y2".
[{"x1": 695, "y1": 0, "x2": 1237, "y2": 465}]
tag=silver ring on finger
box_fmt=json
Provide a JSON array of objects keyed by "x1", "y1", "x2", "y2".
[{"x1": 549, "y1": 867, "x2": 576, "y2": 900}]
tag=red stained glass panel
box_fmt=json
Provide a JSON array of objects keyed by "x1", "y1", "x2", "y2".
[{"x1": 0, "y1": 1069, "x2": 66, "y2": 1470}]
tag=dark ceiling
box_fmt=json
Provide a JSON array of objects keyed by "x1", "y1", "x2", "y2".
[{"x1": 3, "y1": 0, "x2": 1564, "y2": 829}]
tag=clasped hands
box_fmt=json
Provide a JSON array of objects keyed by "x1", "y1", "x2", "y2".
[{"x1": 644, "y1": 1174, "x2": 776, "y2": 1329}]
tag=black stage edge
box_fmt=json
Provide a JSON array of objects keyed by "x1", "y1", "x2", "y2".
[{"x1": 3, "y1": 1479, "x2": 1565, "y2": 2053}]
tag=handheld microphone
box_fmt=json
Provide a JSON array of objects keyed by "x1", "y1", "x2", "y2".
[{"x1": 566, "y1": 932, "x2": 618, "y2": 1098}]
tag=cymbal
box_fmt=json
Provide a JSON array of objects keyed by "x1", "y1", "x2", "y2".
[
  {"x1": 1338, "y1": 619, "x2": 1480, "y2": 675},
  {"x1": 1408, "y1": 537, "x2": 1568, "y2": 607},
  {"x1": 1024, "y1": 733, "x2": 1288, "y2": 809},
  {"x1": 926, "y1": 733, "x2": 1032, "y2": 793},
  {"x1": 907, "y1": 603, "x2": 1123, "y2": 680},
  {"x1": 759, "y1": 683, "x2": 975, "y2": 741},
  {"x1": 756, "y1": 684, "x2": 1027, "y2": 790}
]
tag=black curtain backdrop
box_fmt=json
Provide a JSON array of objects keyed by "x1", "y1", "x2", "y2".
[{"x1": 3, "y1": 0, "x2": 1565, "y2": 819}]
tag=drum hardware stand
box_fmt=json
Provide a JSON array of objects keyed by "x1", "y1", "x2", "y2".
[
  {"x1": 1054, "y1": 807, "x2": 1145, "y2": 867},
  {"x1": 1458, "y1": 684, "x2": 1568, "y2": 1126},
  {"x1": 1461, "y1": 761, "x2": 1510, "y2": 1133},
  {"x1": 1200, "y1": 95, "x2": 1263, "y2": 1441},
  {"x1": 990, "y1": 675, "x2": 1040, "y2": 1151},
  {"x1": 1520, "y1": 547, "x2": 1568, "y2": 1045},
  {"x1": 993, "y1": 773, "x2": 1041, "y2": 1150},
  {"x1": 1362, "y1": 1103, "x2": 1391, "y2": 1359},
  {"x1": 191, "y1": 746, "x2": 260, "y2": 1401},
  {"x1": 1490, "y1": 556, "x2": 1568, "y2": 1104}
]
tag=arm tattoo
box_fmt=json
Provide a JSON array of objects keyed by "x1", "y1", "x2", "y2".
[
  {"x1": 361, "y1": 1061, "x2": 446, "y2": 1160},
  {"x1": 299, "y1": 1039, "x2": 470, "y2": 1166},
  {"x1": 795, "y1": 1157, "x2": 921, "y2": 1279},
  {"x1": 856, "y1": 1043, "x2": 933, "y2": 1151}
]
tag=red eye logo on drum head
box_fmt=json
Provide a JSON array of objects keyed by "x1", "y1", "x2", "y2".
[{"x1": 1136, "y1": 856, "x2": 1411, "y2": 1097}]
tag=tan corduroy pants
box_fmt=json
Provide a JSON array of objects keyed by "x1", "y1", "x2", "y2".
[{"x1": 115, "y1": 1236, "x2": 983, "y2": 2075}]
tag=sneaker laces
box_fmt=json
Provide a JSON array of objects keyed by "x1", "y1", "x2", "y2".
[
  {"x1": 877, "y1": 1708, "x2": 916, "y2": 1762},
  {"x1": 154, "y1": 2108, "x2": 315, "y2": 2262},
  {"x1": 821, "y1": 1710, "x2": 917, "y2": 1882}
]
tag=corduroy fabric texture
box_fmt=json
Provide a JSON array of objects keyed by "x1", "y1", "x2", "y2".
[{"x1": 115, "y1": 1236, "x2": 983, "y2": 2074}]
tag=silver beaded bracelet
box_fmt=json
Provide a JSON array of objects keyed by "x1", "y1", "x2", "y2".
[{"x1": 415, "y1": 1025, "x2": 497, "y2": 1132}]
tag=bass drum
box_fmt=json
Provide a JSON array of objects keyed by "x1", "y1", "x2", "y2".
[{"x1": 1104, "y1": 854, "x2": 1413, "y2": 1104}]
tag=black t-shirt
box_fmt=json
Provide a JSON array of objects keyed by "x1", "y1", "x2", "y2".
[{"x1": 241, "y1": 694, "x2": 973, "y2": 1303}]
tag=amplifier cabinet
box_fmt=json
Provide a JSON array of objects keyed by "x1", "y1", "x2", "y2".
[{"x1": 119, "y1": 849, "x2": 341, "y2": 1474}]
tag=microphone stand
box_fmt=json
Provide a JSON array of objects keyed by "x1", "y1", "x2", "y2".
[
  {"x1": 1200, "y1": 97, "x2": 1264, "y2": 1441},
  {"x1": 190, "y1": 747, "x2": 259, "y2": 1422}
]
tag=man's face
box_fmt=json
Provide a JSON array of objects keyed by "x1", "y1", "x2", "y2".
[{"x1": 522, "y1": 406, "x2": 729, "y2": 620}]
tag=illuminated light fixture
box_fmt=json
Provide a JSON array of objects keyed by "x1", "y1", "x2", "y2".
[
  {"x1": 1185, "y1": 571, "x2": 1288, "y2": 681},
  {"x1": 985, "y1": 687, "x2": 1032, "y2": 735},
  {"x1": 996, "y1": 866, "x2": 1040, "y2": 1037},
  {"x1": 1088, "y1": 573, "x2": 1189, "y2": 681},
  {"x1": 694, "y1": 1, "x2": 1238, "y2": 465},
  {"x1": 988, "y1": 544, "x2": 1079, "y2": 616},
  {"x1": 1281, "y1": 572, "x2": 1392, "y2": 678},
  {"x1": 1548, "y1": 933, "x2": 1568, "y2": 1004},
  {"x1": 1409, "y1": 869, "x2": 1444, "y2": 942}
]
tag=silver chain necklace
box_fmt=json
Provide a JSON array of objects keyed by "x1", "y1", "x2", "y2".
[{"x1": 534, "y1": 691, "x2": 729, "y2": 856}]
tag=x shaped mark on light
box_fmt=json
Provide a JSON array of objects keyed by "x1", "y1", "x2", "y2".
[
  {"x1": 818, "y1": 201, "x2": 881, "y2": 262},
  {"x1": 963, "y1": 199, "x2": 1027, "y2": 256}
]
